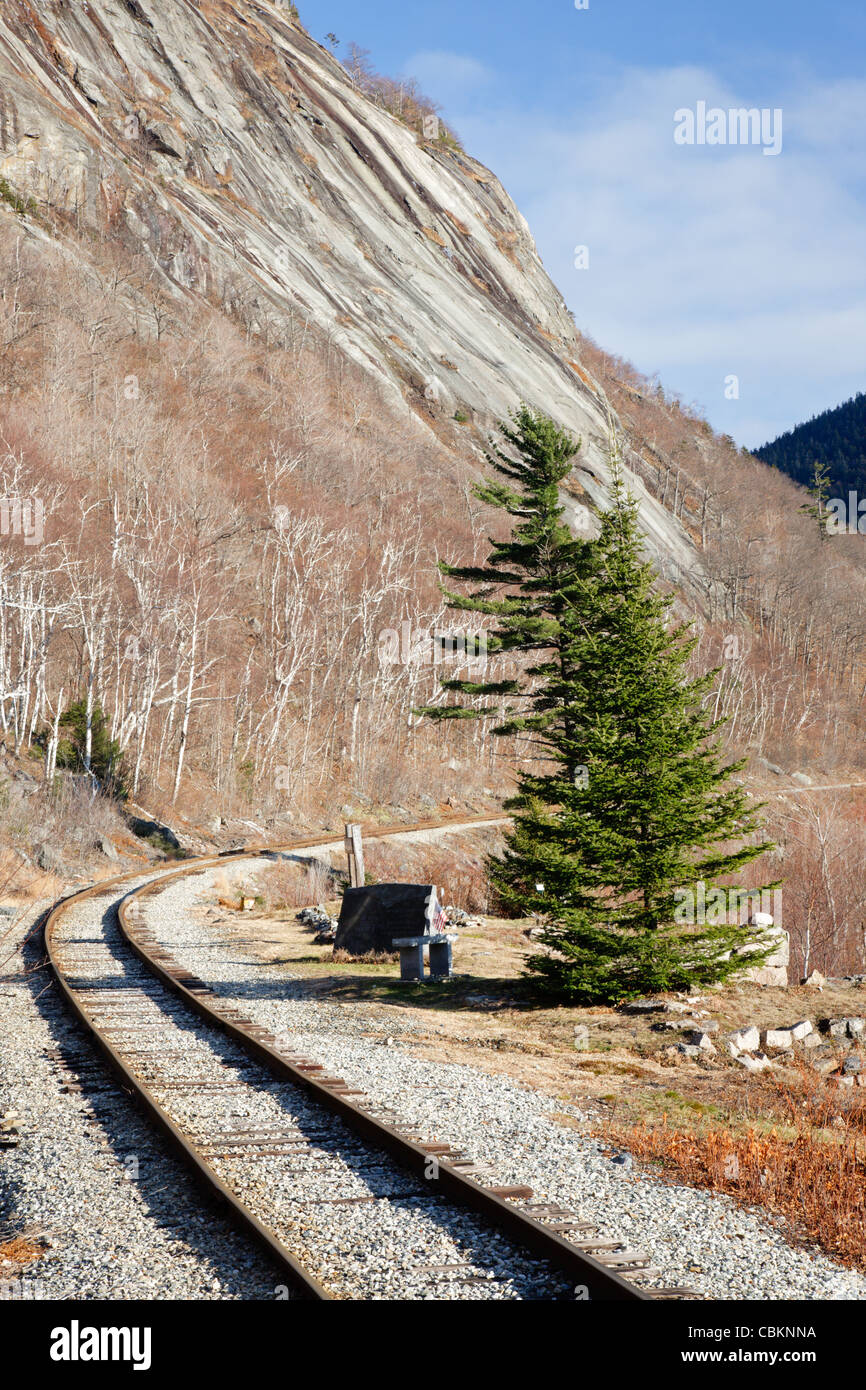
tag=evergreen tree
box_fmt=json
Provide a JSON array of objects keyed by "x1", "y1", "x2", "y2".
[
  {"x1": 54, "y1": 700, "x2": 127, "y2": 797},
  {"x1": 419, "y1": 406, "x2": 776, "y2": 1002},
  {"x1": 800, "y1": 458, "x2": 832, "y2": 539}
]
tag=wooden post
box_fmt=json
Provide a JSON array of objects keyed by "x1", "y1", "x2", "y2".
[{"x1": 344, "y1": 822, "x2": 365, "y2": 887}]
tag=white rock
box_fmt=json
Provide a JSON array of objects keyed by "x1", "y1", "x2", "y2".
[
  {"x1": 729, "y1": 1026, "x2": 760, "y2": 1052},
  {"x1": 737, "y1": 1052, "x2": 772, "y2": 1073},
  {"x1": 789, "y1": 1019, "x2": 813, "y2": 1041},
  {"x1": 763, "y1": 1028, "x2": 794, "y2": 1051}
]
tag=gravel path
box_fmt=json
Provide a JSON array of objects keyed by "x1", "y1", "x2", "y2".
[{"x1": 140, "y1": 857, "x2": 866, "y2": 1302}]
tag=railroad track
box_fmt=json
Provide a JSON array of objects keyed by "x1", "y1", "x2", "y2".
[{"x1": 43, "y1": 822, "x2": 696, "y2": 1301}]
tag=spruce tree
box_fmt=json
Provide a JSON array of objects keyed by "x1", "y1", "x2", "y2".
[
  {"x1": 419, "y1": 406, "x2": 775, "y2": 1002},
  {"x1": 54, "y1": 700, "x2": 127, "y2": 798},
  {"x1": 800, "y1": 458, "x2": 832, "y2": 539}
]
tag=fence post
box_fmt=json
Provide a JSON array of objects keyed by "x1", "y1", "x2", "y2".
[{"x1": 344, "y1": 822, "x2": 365, "y2": 887}]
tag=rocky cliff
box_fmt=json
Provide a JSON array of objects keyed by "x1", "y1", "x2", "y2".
[{"x1": 0, "y1": 0, "x2": 698, "y2": 588}]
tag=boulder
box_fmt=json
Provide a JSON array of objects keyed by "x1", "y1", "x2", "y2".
[
  {"x1": 789, "y1": 1019, "x2": 813, "y2": 1041},
  {"x1": 737, "y1": 1052, "x2": 772, "y2": 1073},
  {"x1": 819, "y1": 1017, "x2": 864, "y2": 1040},
  {"x1": 762, "y1": 1028, "x2": 794, "y2": 1051},
  {"x1": 808, "y1": 1049, "x2": 838, "y2": 1075},
  {"x1": 685, "y1": 1030, "x2": 717, "y2": 1053},
  {"x1": 803, "y1": 970, "x2": 826, "y2": 987},
  {"x1": 126, "y1": 815, "x2": 181, "y2": 849},
  {"x1": 334, "y1": 883, "x2": 438, "y2": 956},
  {"x1": 35, "y1": 841, "x2": 65, "y2": 874},
  {"x1": 728, "y1": 1026, "x2": 760, "y2": 1053},
  {"x1": 738, "y1": 922, "x2": 789, "y2": 988}
]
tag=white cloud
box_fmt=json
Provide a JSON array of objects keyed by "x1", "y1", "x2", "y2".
[{"x1": 445, "y1": 65, "x2": 866, "y2": 445}]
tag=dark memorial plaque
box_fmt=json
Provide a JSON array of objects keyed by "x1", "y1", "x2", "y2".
[{"x1": 334, "y1": 883, "x2": 436, "y2": 955}]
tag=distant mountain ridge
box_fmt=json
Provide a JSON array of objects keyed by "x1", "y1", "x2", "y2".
[{"x1": 755, "y1": 392, "x2": 866, "y2": 497}]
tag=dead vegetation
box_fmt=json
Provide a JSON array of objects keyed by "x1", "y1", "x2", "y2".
[
  {"x1": 253, "y1": 859, "x2": 336, "y2": 912},
  {"x1": 607, "y1": 1064, "x2": 866, "y2": 1269},
  {"x1": 362, "y1": 834, "x2": 494, "y2": 913},
  {"x1": 0, "y1": 222, "x2": 509, "y2": 826},
  {"x1": 0, "y1": 1230, "x2": 47, "y2": 1279}
]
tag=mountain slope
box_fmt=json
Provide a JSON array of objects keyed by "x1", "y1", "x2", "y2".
[
  {"x1": 755, "y1": 392, "x2": 866, "y2": 497},
  {"x1": 0, "y1": 0, "x2": 865, "y2": 851},
  {"x1": 0, "y1": 0, "x2": 697, "y2": 589}
]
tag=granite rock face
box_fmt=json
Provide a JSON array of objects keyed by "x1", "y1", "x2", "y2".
[{"x1": 0, "y1": 0, "x2": 702, "y2": 595}]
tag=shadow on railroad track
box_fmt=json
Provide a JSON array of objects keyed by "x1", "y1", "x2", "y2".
[
  {"x1": 21, "y1": 909, "x2": 299, "y2": 1300},
  {"x1": 31, "y1": 907, "x2": 575, "y2": 1298}
]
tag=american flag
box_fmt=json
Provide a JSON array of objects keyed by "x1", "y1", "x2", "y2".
[{"x1": 427, "y1": 888, "x2": 447, "y2": 934}]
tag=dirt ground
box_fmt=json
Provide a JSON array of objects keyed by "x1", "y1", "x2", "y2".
[{"x1": 196, "y1": 889, "x2": 866, "y2": 1138}]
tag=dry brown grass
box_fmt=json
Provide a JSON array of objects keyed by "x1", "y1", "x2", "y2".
[
  {"x1": 254, "y1": 858, "x2": 335, "y2": 911},
  {"x1": 607, "y1": 1064, "x2": 866, "y2": 1268},
  {"x1": 332, "y1": 947, "x2": 396, "y2": 964},
  {"x1": 0, "y1": 1235, "x2": 45, "y2": 1271},
  {"x1": 362, "y1": 836, "x2": 492, "y2": 912}
]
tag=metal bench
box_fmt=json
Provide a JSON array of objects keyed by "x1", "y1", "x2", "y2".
[{"x1": 392, "y1": 933, "x2": 458, "y2": 982}]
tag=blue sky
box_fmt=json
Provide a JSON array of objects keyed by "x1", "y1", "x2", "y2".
[{"x1": 304, "y1": 1, "x2": 866, "y2": 446}]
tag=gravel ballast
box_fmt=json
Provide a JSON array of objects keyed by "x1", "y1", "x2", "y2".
[
  {"x1": 6, "y1": 850, "x2": 866, "y2": 1302},
  {"x1": 0, "y1": 891, "x2": 288, "y2": 1301},
  {"x1": 41, "y1": 879, "x2": 580, "y2": 1300},
  {"x1": 138, "y1": 858, "x2": 866, "y2": 1302}
]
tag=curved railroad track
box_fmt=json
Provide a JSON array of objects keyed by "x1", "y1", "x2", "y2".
[{"x1": 42, "y1": 819, "x2": 695, "y2": 1301}]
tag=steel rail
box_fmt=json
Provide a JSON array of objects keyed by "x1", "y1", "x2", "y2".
[
  {"x1": 42, "y1": 867, "x2": 330, "y2": 1299},
  {"x1": 44, "y1": 817, "x2": 652, "y2": 1301}
]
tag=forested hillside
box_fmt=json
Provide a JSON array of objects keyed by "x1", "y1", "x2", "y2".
[
  {"x1": 756, "y1": 392, "x2": 866, "y2": 495},
  {"x1": 1, "y1": 1, "x2": 866, "y2": 974}
]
